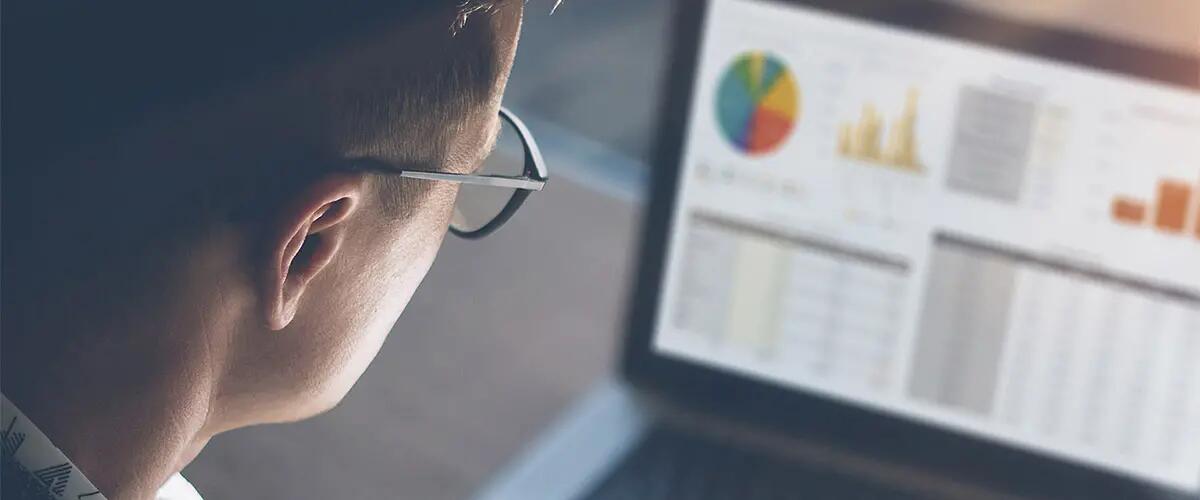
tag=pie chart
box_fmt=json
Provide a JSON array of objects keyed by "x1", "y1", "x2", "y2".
[{"x1": 716, "y1": 52, "x2": 800, "y2": 155}]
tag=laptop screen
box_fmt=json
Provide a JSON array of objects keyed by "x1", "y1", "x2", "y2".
[{"x1": 652, "y1": 0, "x2": 1200, "y2": 491}]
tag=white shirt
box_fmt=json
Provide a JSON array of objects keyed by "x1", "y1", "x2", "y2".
[{"x1": 1, "y1": 393, "x2": 202, "y2": 500}]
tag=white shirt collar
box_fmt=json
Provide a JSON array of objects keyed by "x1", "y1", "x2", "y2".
[{"x1": 2, "y1": 393, "x2": 202, "y2": 500}]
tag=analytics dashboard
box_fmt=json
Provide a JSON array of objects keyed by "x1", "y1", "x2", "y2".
[{"x1": 653, "y1": 0, "x2": 1200, "y2": 490}]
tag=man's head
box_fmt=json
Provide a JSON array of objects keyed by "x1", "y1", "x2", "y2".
[{"x1": 2, "y1": 0, "x2": 524, "y2": 429}]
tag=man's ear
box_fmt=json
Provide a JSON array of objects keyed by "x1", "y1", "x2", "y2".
[{"x1": 261, "y1": 172, "x2": 364, "y2": 331}]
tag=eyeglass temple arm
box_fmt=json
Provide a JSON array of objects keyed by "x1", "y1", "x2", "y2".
[{"x1": 397, "y1": 170, "x2": 546, "y2": 191}]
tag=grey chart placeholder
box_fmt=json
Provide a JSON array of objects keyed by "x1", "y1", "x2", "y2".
[
  {"x1": 908, "y1": 237, "x2": 1018, "y2": 415},
  {"x1": 945, "y1": 86, "x2": 1037, "y2": 203}
]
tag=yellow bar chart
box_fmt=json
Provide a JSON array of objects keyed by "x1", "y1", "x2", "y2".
[{"x1": 837, "y1": 87, "x2": 923, "y2": 173}]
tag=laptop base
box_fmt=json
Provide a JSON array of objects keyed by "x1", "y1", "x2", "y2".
[{"x1": 474, "y1": 379, "x2": 996, "y2": 500}]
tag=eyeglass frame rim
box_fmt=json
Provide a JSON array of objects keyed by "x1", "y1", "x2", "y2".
[{"x1": 340, "y1": 107, "x2": 549, "y2": 239}]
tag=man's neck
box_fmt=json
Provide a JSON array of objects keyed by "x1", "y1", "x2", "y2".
[
  {"x1": 1, "y1": 226, "x2": 250, "y2": 499},
  {"x1": 2, "y1": 325, "x2": 220, "y2": 500}
]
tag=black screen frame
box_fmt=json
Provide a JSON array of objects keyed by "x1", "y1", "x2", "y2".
[{"x1": 621, "y1": 0, "x2": 1200, "y2": 498}]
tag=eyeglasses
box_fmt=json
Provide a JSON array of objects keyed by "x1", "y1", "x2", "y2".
[{"x1": 348, "y1": 107, "x2": 548, "y2": 239}]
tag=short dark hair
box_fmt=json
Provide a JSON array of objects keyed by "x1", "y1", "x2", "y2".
[
  {"x1": 1, "y1": 0, "x2": 506, "y2": 309},
  {"x1": 2, "y1": 0, "x2": 503, "y2": 164}
]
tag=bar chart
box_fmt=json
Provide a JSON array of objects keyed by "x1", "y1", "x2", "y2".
[
  {"x1": 836, "y1": 87, "x2": 924, "y2": 173},
  {"x1": 1110, "y1": 177, "x2": 1200, "y2": 239}
]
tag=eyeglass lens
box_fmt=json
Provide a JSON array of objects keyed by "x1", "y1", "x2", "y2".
[{"x1": 449, "y1": 118, "x2": 527, "y2": 234}]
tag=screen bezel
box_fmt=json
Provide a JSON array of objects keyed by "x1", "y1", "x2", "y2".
[{"x1": 620, "y1": 0, "x2": 1200, "y2": 497}]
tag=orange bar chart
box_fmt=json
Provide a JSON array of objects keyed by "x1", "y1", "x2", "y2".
[
  {"x1": 1153, "y1": 180, "x2": 1192, "y2": 233},
  {"x1": 1110, "y1": 176, "x2": 1200, "y2": 240}
]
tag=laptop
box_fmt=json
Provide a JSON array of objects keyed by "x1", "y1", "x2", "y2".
[{"x1": 478, "y1": 0, "x2": 1200, "y2": 498}]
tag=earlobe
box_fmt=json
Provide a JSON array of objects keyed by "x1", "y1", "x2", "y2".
[{"x1": 261, "y1": 173, "x2": 363, "y2": 331}]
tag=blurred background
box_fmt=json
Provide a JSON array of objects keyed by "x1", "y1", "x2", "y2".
[{"x1": 183, "y1": 0, "x2": 1198, "y2": 498}]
